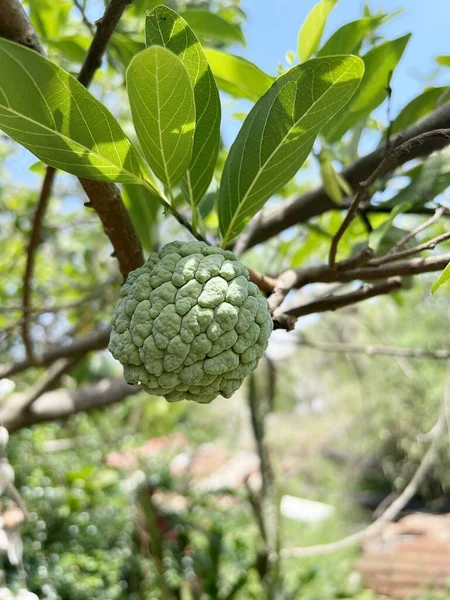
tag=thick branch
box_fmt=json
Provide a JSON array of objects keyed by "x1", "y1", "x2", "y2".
[
  {"x1": 240, "y1": 103, "x2": 450, "y2": 250},
  {"x1": 0, "y1": 0, "x2": 45, "y2": 53},
  {"x1": 281, "y1": 367, "x2": 450, "y2": 558},
  {"x1": 1, "y1": 377, "x2": 140, "y2": 432},
  {"x1": 80, "y1": 180, "x2": 144, "y2": 278},
  {"x1": 0, "y1": 328, "x2": 111, "y2": 380}
]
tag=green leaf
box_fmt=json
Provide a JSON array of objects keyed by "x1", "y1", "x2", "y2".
[
  {"x1": 48, "y1": 35, "x2": 91, "y2": 63},
  {"x1": 322, "y1": 35, "x2": 411, "y2": 142},
  {"x1": 369, "y1": 202, "x2": 412, "y2": 252},
  {"x1": 317, "y1": 17, "x2": 384, "y2": 57},
  {"x1": 320, "y1": 155, "x2": 346, "y2": 203},
  {"x1": 204, "y1": 49, "x2": 274, "y2": 102},
  {"x1": 297, "y1": 0, "x2": 338, "y2": 62},
  {"x1": 28, "y1": 0, "x2": 72, "y2": 40},
  {"x1": 0, "y1": 39, "x2": 147, "y2": 183},
  {"x1": 218, "y1": 55, "x2": 364, "y2": 245},
  {"x1": 431, "y1": 261, "x2": 450, "y2": 294},
  {"x1": 126, "y1": 46, "x2": 195, "y2": 192},
  {"x1": 384, "y1": 146, "x2": 450, "y2": 209},
  {"x1": 391, "y1": 86, "x2": 449, "y2": 134},
  {"x1": 122, "y1": 183, "x2": 160, "y2": 252},
  {"x1": 111, "y1": 34, "x2": 144, "y2": 68},
  {"x1": 436, "y1": 55, "x2": 450, "y2": 67},
  {"x1": 181, "y1": 10, "x2": 245, "y2": 46},
  {"x1": 145, "y1": 5, "x2": 221, "y2": 207}
]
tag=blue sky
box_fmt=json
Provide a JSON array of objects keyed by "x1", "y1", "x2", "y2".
[{"x1": 5, "y1": 0, "x2": 450, "y2": 192}]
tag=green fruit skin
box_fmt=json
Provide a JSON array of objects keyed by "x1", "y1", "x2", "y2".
[{"x1": 108, "y1": 241, "x2": 273, "y2": 404}]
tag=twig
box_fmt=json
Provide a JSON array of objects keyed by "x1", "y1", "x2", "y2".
[
  {"x1": 369, "y1": 230, "x2": 450, "y2": 265},
  {"x1": 388, "y1": 206, "x2": 447, "y2": 254},
  {"x1": 328, "y1": 135, "x2": 404, "y2": 267},
  {"x1": 72, "y1": 0, "x2": 95, "y2": 33},
  {"x1": 21, "y1": 167, "x2": 55, "y2": 364},
  {"x1": 77, "y1": 0, "x2": 132, "y2": 87},
  {"x1": 268, "y1": 248, "x2": 375, "y2": 315},
  {"x1": 281, "y1": 363, "x2": 450, "y2": 558},
  {"x1": 241, "y1": 103, "x2": 450, "y2": 251},
  {"x1": 281, "y1": 277, "x2": 403, "y2": 320},
  {"x1": 247, "y1": 373, "x2": 281, "y2": 595},
  {"x1": 298, "y1": 338, "x2": 450, "y2": 360}
]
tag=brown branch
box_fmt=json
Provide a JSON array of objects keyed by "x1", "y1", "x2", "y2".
[
  {"x1": 388, "y1": 206, "x2": 447, "y2": 254},
  {"x1": 0, "y1": 328, "x2": 111, "y2": 380},
  {"x1": 21, "y1": 167, "x2": 55, "y2": 363},
  {"x1": 281, "y1": 365, "x2": 450, "y2": 558},
  {"x1": 77, "y1": 0, "x2": 132, "y2": 87},
  {"x1": 248, "y1": 268, "x2": 276, "y2": 295},
  {"x1": 277, "y1": 251, "x2": 450, "y2": 290},
  {"x1": 268, "y1": 247, "x2": 375, "y2": 315},
  {"x1": 369, "y1": 230, "x2": 450, "y2": 265},
  {"x1": 79, "y1": 179, "x2": 144, "y2": 278},
  {"x1": 279, "y1": 277, "x2": 402, "y2": 321},
  {"x1": 0, "y1": 377, "x2": 140, "y2": 433},
  {"x1": 299, "y1": 338, "x2": 450, "y2": 360},
  {"x1": 3, "y1": 357, "x2": 80, "y2": 424},
  {"x1": 0, "y1": 0, "x2": 45, "y2": 54},
  {"x1": 328, "y1": 136, "x2": 404, "y2": 266},
  {"x1": 329, "y1": 130, "x2": 450, "y2": 267},
  {"x1": 240, "y1": 104, "x2": 450, "y2": 251}
]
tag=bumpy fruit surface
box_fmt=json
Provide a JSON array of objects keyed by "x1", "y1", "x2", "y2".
[{"x1": 109, "y1": 241, "x2": 273, "y2": 404}]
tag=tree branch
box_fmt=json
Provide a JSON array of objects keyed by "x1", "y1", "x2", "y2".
[
  {"x1": 388, "y1": 206, "x2": 447, "y2": 255},
  {"x1": 0, "y1": 0, "x2": 45, "y2": 54},
  {"x1": 0, "y1": 328, "x2": 111, "y2": 380},
  {"x1": 239, "y1": 104, "x2": 450, "y2": 251},
  {"x1": 281, "y1": 365, "x2": 450, "y2": 558},
  {"x1": 21, "y1": 167, "x2": 55, "y2": 364},
  {"x1": 278, "y1": 277, "x2": 403, "y2": 321},
  {"x1": 298, "y1": 338, "x2": 450, "y2": 360},
  {"x1": 0, "y1": 377, "x2": 140, "y2": 433}
]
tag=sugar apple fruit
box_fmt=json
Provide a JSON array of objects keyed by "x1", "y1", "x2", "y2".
[{"x1": 109, "y1": 241, "x2": 273, "y2": 404}]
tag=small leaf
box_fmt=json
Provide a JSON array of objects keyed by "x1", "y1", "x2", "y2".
[
  {"x1": 297, "y1": 0, "x2": 338, "y2": 62},
  {"x1": 111, "y1": 34, "x2": 144, "y2": 68},
  {"x1": 384, "y1": 146, "x2": 450, "y2": 209},
  {"x1": 320, "y1": 155, "x2": 344, "y2": 203},
  {"x1": 436, "y1": 55, "x2": 450, "y2": 67},
  {"x1": 218, "y1": 55, "x2": 364, "y2": 245},
  {"x1": 0, "y1": 39, "x2": 146, "y2": 183},
  {"x1": 391, "y1": 86, "x2": 449, "y2": 134},
  {"x1": 48, "y1": 35, "x2": 91, "y2": 63},
  {"x1": 181, "y1": 9, "x2": 245, "y2": 46},
  {"x1": 204, "y1": 49, "x2": 274, "y2": 102},
  {"x1": 369, "y1": 202, "x2": 412, "y2": 252},
  {"x1": 317, "y1": 17, "x2": 384, "y2": 57},
  {"x1": 431, "y1": 261, "x2": 450, "y2": 294},
  {"x1": 126, "y1": 46, "x2": 195, "y2": 191},
  {"x1": 146, "y1": 5, "x2": 221, "y2": 207},
  {"x1": 322, "y1": 35, "x2": 411, "y2": 142},
  {"x1": 122, "y1": 184, "x2": 160, "y2": 252}
]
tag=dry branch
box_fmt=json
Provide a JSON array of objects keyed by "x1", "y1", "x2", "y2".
[
  {"x1": 1, "y1": 378, "x2": 140, "y2": 432},
  {"x1": 281, "y1": 365, "x2": 450, "y2": 558},
  {"x1": 0, "y1": 328, "x2": 111, "y2": 380},
  {"x1": 299, "y1": 338, "x2": 450, "y2": 360}
]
